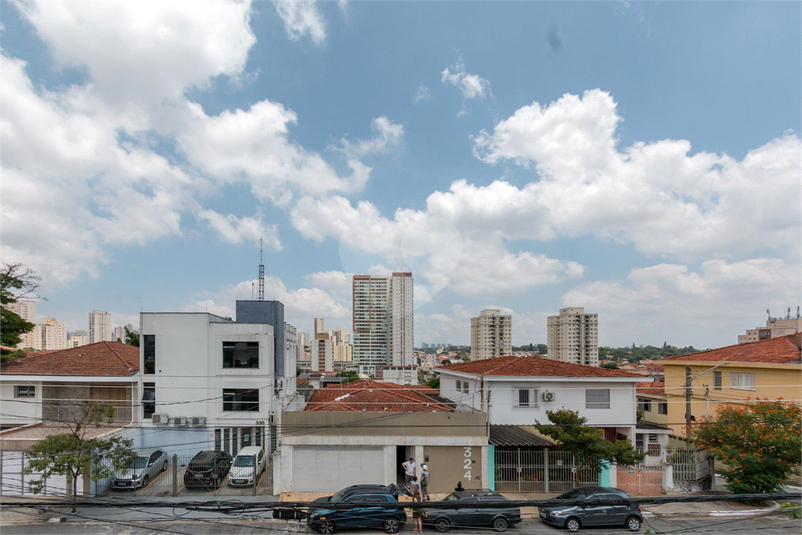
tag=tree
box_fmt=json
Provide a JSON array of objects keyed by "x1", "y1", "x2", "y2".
[
  {"x1": 425, "y1": 376, "x2": 440, "y2": 389},
  {"x1": 23, "y1": 402, "x2": 137, "y2": 506},
  {"x1": 690, "y1": 400, "x2": 801, "y2": 494},
  {"x1": 1, "y1": 263, "x2": 41, "y2": 357},
  {"x1": 536, "y1": 409, "x2": 644, "y2": 478},
  {"x1": 124, "y1": 326, "x2": 140, "y2": 347},
  {"x1": 600, "y1": 362, "x2": 619, "y2": 370}
]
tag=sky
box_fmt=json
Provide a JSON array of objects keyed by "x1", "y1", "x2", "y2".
[{"x1": 1, "y1": 0, "x2": 800, "y2": 350}]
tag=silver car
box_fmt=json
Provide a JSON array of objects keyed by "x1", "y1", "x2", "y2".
[{"x1": 112, "y1": 449, "x2": 169, "y2": 489}]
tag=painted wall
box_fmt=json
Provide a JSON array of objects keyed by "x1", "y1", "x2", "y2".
[{"x1": 0, "y1": 382, "x2": 41, "y2": 427}]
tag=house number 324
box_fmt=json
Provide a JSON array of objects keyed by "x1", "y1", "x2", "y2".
[{"x1": 463, "y1": 447, "x2": 472, "y2": 480}]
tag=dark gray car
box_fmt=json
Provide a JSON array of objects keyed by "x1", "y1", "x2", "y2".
[
  {"x1": 539, "y1": 487, "x2": 642, "y2": 532},
  {"x1": 422, "y1": 490, "x2": 522, "y2": 532}
]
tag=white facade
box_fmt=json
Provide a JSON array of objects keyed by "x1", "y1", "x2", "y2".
[
  {"x1": 314, "y1": 318, "x2": 325, "y2": 336},
  {"x1": 352, "y1": 273, "x2": 414, "y2": 375},
  {"x1": 377, "y1": 365, "x2": 419, "y2": 385},
  {"x1": 89, "y1": 310, "x2": 113, "y2": 343},
  {"x1": 139, "y1": 312, "x2": 298, "y2": 456},
  {"x1": 4, "y1": 300, "x2": 36, "y2": 322},
  {"x1": 333, "y1": 342, "x2": 353, "y2": 362},
  {"x1": 68, "y1": 333, "x2": 90, "y2": 348},
  {"x1": 29, "y1": 318, "x2": 67, "y2": 350},
  {"x1": 438, "y1": 369, "x2": 638, "y2": 440},
  {"x1": 311, "y1": 335, "x2": 333, "y2": 372},
  {"x1": 470, "y1": 308, "x2": 512, "y2": 360},
  {"x1": 547, "y1": 307, "x2": 599, "y2": 366},
  {"x1": 112, "y1": 324, "x2": 134, "y2": 343},
  {"x1": 737, "y1": 317, "x2": 802, "y2": 344}
]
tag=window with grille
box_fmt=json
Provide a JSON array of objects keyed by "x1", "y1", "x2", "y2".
[
  {"x1": 456, "y1": 380, "x2": 462, "y2": 392},
  {"x1": 730, "y1": 372, "x2": 755, "y2": 391},
  {"x1": 713, "y1": 371, "x2": 722, "y2": 390},
  {"x1": 585, "y1": 388, "x2": 610, "y2": 409},
  {"x1": 514, "y1": 387, "x2": 539, "y2": 408},
  {"x1": 14, "y1": 385, "x2": 35, "y2": 398}
]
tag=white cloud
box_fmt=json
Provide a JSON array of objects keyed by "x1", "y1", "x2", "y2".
[
  {"x1": 563, "y1": 258, "x2": 802, "y2": 347},
  {"x1": 414, "y1": 84, "x2": 431, "y2": 104},
  {"x1": 271, "y1": 0, "x2": 326, "y2": 45},
  {"x1": 304, "y1": 271, "x2": 354, "y2": 304},
  {"x1": 338, "y1": 116, "x2": 404, "y2": 160},
  {"x1": 441, "y1": 56, "x2": 492, "y2": 115},
  {"x1": 197, "y1": 209, "x2": 282, "y2": 249}
]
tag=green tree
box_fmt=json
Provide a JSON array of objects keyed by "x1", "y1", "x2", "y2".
[
  {"x1": 536, "y1": 409, "x2": 644, "y2": 478},
  {"x1": 600, "y1": 362, "x2": 619, "y2": 369},
  {"x1": 690, "y1": 400, "x2": 801, "y2": 494},
  {"x1": 1, "y1": 263, "x2": 41, "y2": 357},
  {"x1": 425, "y1": 376, "x2": 440, "y2": 389},
  {"x1": 23, "y1": 402, "x2": 136, "y2": 506},
  {"x1": 124, "y1": 326, "x2": 140, "y2": 347}
]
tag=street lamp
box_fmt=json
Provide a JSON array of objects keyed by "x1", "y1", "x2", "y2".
[{"x1": 685, "y1": 362, "x2": 729, "y2": 434}]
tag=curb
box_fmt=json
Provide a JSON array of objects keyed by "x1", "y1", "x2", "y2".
[{"x1": 643, "y1": 501, "x2": 781, "y2": 518}]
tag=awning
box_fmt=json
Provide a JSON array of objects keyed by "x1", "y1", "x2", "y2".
[{"x1": 489, "y1": 425, "x2": 555, "y2": 447}]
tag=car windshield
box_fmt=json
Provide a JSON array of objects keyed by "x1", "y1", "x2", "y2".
[
  {"x1": 330, "y1": 488, "x2": 350, "y2": 503},
  {"x1": 443, "y1": 493, "x2": 460, "y2": 502},
  {"x1": 557, "y1": 489, "x2": 583, "y2": 499},
  {"x1": 128, "y1": 457, "x2": 148, "y2": 469},
  {"x1": 233, "y1": 456, "x2": 254, "y2": 467}
]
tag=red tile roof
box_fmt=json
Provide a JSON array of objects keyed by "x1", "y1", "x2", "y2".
[
  {"x1": 0, "y1": 342, "x2": 139, "y2": 376},
  {"x1": 637, "y1": 381, "x2": 666, "y2": 396},
  {"x1": 439, "y1": 355, "x2": 643, "y2": 379},
  {"x1": 306, "y1": 380, "x2": 453, "y2": 412},
  {"x1": 660, "y1": 334, "x2": 802, "y2": 365}
]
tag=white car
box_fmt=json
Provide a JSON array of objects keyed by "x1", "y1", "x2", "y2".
[{"x1": 227, "y1": 446, "x2": 266, "y2": 486}]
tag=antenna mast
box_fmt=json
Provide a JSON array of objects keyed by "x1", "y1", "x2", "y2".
[{"x1": 258, "y1": 237, "x2": 265, "y2": 301}]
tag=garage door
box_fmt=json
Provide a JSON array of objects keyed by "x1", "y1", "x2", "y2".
[{"x1": 292, "y1": 446, "x2": 384, "y2": 492}]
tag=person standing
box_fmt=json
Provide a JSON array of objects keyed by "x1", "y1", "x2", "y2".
[
  {"x1": 420, "y1": 463, "x2": 431, "y2": 501},
  {"x1": 411, "y1": 478, "x2": 423, "y2": 533},
  {"x1": 402, "y1": 457, "x2": 416, "y2": 485}
]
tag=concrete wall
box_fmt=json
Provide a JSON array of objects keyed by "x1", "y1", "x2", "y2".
[{"x1": 0, "y1": 383, "x2": 41, "y2": 427}]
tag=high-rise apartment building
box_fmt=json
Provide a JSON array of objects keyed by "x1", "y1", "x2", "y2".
[
  {"x1": 30, "y1": 318, "x2": 67, "y2": 350},
  {"x1": 113, "y1": 324, "x2": 134, "y2": 343},
  {"x1": 89, "y1": 310, "x2": 113, "y2": 343},
  {"x1": 5, "y1": 300, "x2": 36, "y2": 323},
  {"x1": 470, "y1": 308, "x2": 512, "y2": 360},
  {"x1": 311, "y1": 333, "x2": 333, "y2": 372},
  {"x1": 314, "y1": 318, "x2": 326, "y2": 336},
  {"x1": 68, "y1": 332, "x2": 90, "y2": 348},
  {"x1": 352, "y1": 272, "x2": 414, "y2": 375},
  {"x1": 547, "y1": 307, "x2": 599, "y2": 366}
]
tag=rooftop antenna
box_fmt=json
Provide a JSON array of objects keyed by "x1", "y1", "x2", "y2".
[
  {"x1": 787, "y1": 307, "x2": 792, "y2": 320},
  {"x1": 258, "y1": 237, "x2": 265, "y2": 301},
  {"x1": 767, "y1": 308, "x2": 771, "y2": 321},
  {"x1": 797, "y1": 306, "x2": 800, "y2": 319}
]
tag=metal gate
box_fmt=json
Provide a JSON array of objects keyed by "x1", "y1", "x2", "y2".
[
  {"x1": 617, "y1": 463, "x2": 663, "y2": 496},
  {"x1": 494, "y1": 448, "x2": 600, "y2": 493}
]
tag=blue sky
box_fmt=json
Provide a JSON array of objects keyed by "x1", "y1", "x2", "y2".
[{"x1": 2, "y1": 0, "x2": 800, "y2": 349}]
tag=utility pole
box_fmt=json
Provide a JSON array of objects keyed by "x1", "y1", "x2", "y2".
[{"x1": 685, "y1": 365, "x2": 692, "y2": 436}]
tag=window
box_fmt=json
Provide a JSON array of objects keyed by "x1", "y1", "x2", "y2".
[
  {"x1": 658, "y1": 402, "x2": 668, "y2": 415},
  {"x1": 585, "y1": 388, "x2": 610, "y2": 409},
  {"x1": 638, "y1": 398, "x2": 652, "y2": 412},
  {"x1": 223, "y1": 341, "x2": 259, "y2": 368},
  {"x1": 143, "y1": 382, "x2": 155, "y2": 418},
  {"x1": 730, "y1": 372, "x2": 756, "y2": 391},
  {"x1": 14, "y1": 385, "x2": 35, "y2": 398},
  {"x1": 514, "y1": 387, "x2": 539, "y2": 408},
  {"x1": 713, "y1": 371, "x2": 722, "y2": 391},
  {"x1": 223, "y1": 389, "x2": 260, "y2": 411},
  {"x1": 456, "y1": 380, "x2": 462, "y2": 392},
  {"x1": 462, "y1": 381, "x2": 469, "y2": 394},
  {"x1": 143, "y1": 335, "x2": 155, "y2": 374}
]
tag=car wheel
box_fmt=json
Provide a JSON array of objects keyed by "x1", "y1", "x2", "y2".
[
  {"x1": 626, "y1": 516, "x2": 641, "y2": 531},
  {"x1": 141, "y1": 475, "x2": 149, "y2": 487},
  {"x1": 434, "y1": 518, "x2": 450, "y2": 533},
  {"x1": 383, "y1": 517, "x2": 401, "y2": 534},
  {"x1": 492, "y1": 517, "x2": 508, "y2": 532},
  {"x1": 317, "y1": 520, "x2": 335, "y2": 534},
  {"x1": 565, "y1": 517, "x2": 581, "y2": 532},
  {"x1": 162, "y1": 461, "x2": 168, "y2": 472}
]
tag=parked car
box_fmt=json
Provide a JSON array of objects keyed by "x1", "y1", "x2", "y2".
[
  {"x1": 538, "y1": 487, "x2": 642, "y2": 532},
  {"x1": 112, "y1": 449, "x2": 168, "y2": 489},
  {"x1": 421, "y1": 490, "x2": 521, "y2": 532},
  {"x1": 228, "y1": 446, "x2": 266, "y2": 486},
  {"x1": 307, "y1": 486, "x2": 406, "y2": 534},
  {"x1": 183, "y1": 450, "x2": 232, "y2": 489}
]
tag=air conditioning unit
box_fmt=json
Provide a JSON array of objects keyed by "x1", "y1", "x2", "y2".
[
  {"x1": 172, "y1": 417, "x2": 187, "y2": 427},
  {"x1": 189, "y1": 417, "x2": 206, "y2": 427},
  {"x1": 151, "y1": 414, "x2": 169, "y2": 425},
  {"x1": 542, "y1": 391, "x2": 556, "y2": 402}
]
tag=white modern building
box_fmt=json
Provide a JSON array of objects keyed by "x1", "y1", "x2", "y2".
[
  {"x1": 352, "y1": 272, "x2": 414, "y2": 375},
  {"x1": 135, "y1": 310, "x2": 301, "y2": 457},
  {"x1": 470, "y1": 308, "x2": 512, "y2": 360},
  {"x1": 89, "y1": 310, "x2": 113, "y2": 343},
  {"x1": 28, "y1": 318, "x2": 68, "y2": 351},
  {"x1": 311, "y1": 333, "x2": 333, "y2": 372},
  {"x1": 547, "y1": 307, "x2": 599, "y2": 366}
]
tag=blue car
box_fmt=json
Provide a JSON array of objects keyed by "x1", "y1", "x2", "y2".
[{"x1": 307, "y1": 488, "x2": 406, "y2": 534}]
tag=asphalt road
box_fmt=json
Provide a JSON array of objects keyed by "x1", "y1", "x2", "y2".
[{"x1": 1, "y1": 513, "x2": 798, "y2": 535}]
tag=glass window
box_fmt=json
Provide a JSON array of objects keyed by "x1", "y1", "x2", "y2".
[
  {"x1": 730, "y1": 373, "x2": 756, "y2": 391},
  {"x1": 223, "y1": 388, "x2": 260, "y2": 411},
  {"x1": 143, "y1": 335, "x2": 155, "y2": 374},
  {"x1": 638, "y1": 399, "x2": 652, "y2": 412},
  {"x1": 585, "y1": 389, "x2": 611, "y2": 409},
  {"x1": 713, "y1": 371, "x2": 722, "y2": 391},
  {"x1": 223, "y1": 341, "x2": 259, "y2": 368},
  {"x1": 14, "y1": 385, "x2": 35, "y2": 398},
  {"x1": 143, "y1": 383, "x2": 155, "y2": 418},
  {"x1": 517, "y1": 388, "x2": 530, "y2": 407},
  {"x1": 658, "y1": 402, "x2": 668, "y2": 415}
]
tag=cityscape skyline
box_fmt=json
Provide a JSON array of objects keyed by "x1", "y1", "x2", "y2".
[{"x1": 1, "y1": 2, "x2": 799, "y2": 350}]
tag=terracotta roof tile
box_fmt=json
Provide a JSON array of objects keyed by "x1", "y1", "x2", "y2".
[
  {"x1": 439, "y1": 355, "x2": 643, "y2": 379},
  {"x1": 660, "y1": 334, "x2": 802, "y2": 365},
  {"x1": 0, "y1": 342, "x2": 139, "y2": 376},
  {"x1": 306, "y1": 380, "x2": 453, "y2": 412},
  {"x1": 637, "y1": 381, "x2": 666, "y2": 396}
]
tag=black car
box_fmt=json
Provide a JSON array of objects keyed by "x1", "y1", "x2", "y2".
[
  {"x1": 307, "y1": 487, "x2": 406, "y2": 534},
  {"x1": 539, "y1": 487, "x2": 642, "y2": 532},
  {"x1": 422, "y1": 490, "x2": 522, "y2": 532},
  {"x1": 183, "y1": 450, "x2": 232, "y2": 489}
]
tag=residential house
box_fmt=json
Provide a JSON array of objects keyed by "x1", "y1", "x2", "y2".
[
  {"x1": 660, "y1": 333, "x2": 802, "y2": 435},
  {"x1": 274, "y1": 380, "x2": 487, "y2": 494},
  {"x1": 635, "y1": 382, "x2": 671, "y2": 461}
]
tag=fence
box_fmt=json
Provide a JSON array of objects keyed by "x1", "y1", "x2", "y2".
[
  {"x1": 494, "y1": 448, "x2": 600, "y2": 493},
  {"x1": 0, "y1": 450, "x2": 74, "y2": 497},
  {"x1": 666, "y1": 448, "x2": 710, "y2": 482}
]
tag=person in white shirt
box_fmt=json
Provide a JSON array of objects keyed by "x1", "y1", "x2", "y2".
[{"x1": 402, "y1": 457, "x2": 416, "y2": 485}]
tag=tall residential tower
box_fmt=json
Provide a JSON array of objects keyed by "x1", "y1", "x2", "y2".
[
  {"x1": 89, "y1": 310, "x2": 112, "y2": 343},
  {"x1": 547, "y1": 307, "x2": 599, "y2": 366},
  {"x1": 470, "y1": 308, "x2": 512, "y2": 360}
]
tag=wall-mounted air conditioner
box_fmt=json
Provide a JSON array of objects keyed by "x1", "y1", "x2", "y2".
[
  {"x1": 172, "y1": 417, "x2": 187, "y2": 427},
  {"x1": 152, "y1": 414, "x2": 169, "y2": 425},
  {"x1": 189, "y1": 417, "x2": 206, "y2": 427},
  {"x1": 542, "y1": 391, "x2": 556, "y2": 402}
]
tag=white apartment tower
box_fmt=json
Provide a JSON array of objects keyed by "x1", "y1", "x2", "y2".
[
  {"x1": 352, "y1": 273, "x2": 414, "y2": 375},
  {"x1": 470, "y1": 308, "x2": 512, "y2": 360},
  {"x1": 314, "y1": 318, "x2": 326, "y2": 337},
  {"x1": 547, "y1": 307, "x2": 599, "y2": 366},
  {"x1": 89, "y1": 310, "x2": 113, "y2": 343}
]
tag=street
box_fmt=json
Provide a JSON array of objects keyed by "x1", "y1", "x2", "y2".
[{"x1": 1, "y1": 512, "x2": 799, "y2": 535}]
